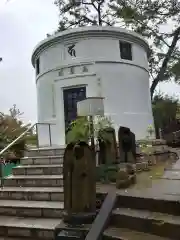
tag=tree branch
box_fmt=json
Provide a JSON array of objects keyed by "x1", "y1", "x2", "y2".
[
  {"x1": 150, "y1": 27, "x2": 180, "y2": 99},
  {"x1": 134, "y1": 19, "x2": 170, "y2": 48}
]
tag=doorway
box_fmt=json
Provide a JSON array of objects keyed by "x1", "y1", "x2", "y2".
[{"x1": 63, "y1": 86, "x2": 86, "y2": 130}]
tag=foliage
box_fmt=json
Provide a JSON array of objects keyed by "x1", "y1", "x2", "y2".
[
  {"x1": 152, "y1": 92, "x2": 179, "y2": 137},
  {"x1": 0, "y1": 105, "x2": 31, "y2": 158},
  {"x1": 55, "y1": 0, "x2": 180, "y2": 97},
  {"x1": 111, "y1": 0, "x2": 180, "y2": 98},
  {"x1": 54, "y1": 0, "x2": 115, "y2": 31},
  {"x1": 25, "y1": 134, "x2": 38, "y2": 146},
  {"x1": 66, "y1": 117, "x2": 89, "y2": 143},
  {"x1": 66, "y1": 115, "x2": 113, "y2": 144},
  {"x1": 94, "y1": 115, "x2": 113, "y2": 142}
]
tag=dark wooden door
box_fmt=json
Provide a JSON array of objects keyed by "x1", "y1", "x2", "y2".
[{"x1": 63, "y1": 87, "x2": 86, "y2": 130}]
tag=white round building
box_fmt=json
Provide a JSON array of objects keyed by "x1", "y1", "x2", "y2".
[{"x1": 32, "y1": 26, "x2": 154, "y2": 147}]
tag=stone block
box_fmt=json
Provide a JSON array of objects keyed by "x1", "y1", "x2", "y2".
[
  {"x1": 129, "y1": 174, "x2": 136, "y2": 184},
  {"x1": 27, "y1": 168, "x2": 44, "y2": 175},
  {"x1": 135, "y1": 163, "x2": 143, "y2": 172},
  {"x1": 17, "y1": 208, "x2": 42, "y2": 217},
  {"x1": 51, "y1": 193, "x2": 64, "y2": 201},
  {"x1": 0, "y1": 207, "x2": 16, "y2": 215},
  {"x1": 8, "y1": 228, "x2": 31, "y2": 237},
  {"x1": 116, "y1": 169, "x2": 130, "y2": 189},
  {"x1": 3, "y1": 177, "x2": 63, "y2": 187},
  {"x1": 25, "y1": 148, "x2": 65, "y2": 157},
  {"x1": 149, "y1": 155, "x2": 157, "y2": 165},
  {"x1": 21, "y1": 158, "x2": 33, "y2": 165},
  {"x1": 33, "y1": 192, "x2": 50, "y2": 201},
  {"x1": 126, "y1": 163, "x2": 136, "y2": 175},
  {"x1": 13, "y1": 168, "x2": 25, "y2": 175},
  {"x1": 43, "y1": 209, "x2": 63, "y2": 218},
  {"x1": 141, "y1": 162, "x2": 150, "y2": 171},
  {"x1": 38, "y1": 229, "x2": 54, "y2": 239}
]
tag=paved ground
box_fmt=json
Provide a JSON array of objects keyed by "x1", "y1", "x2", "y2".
[{"x1": 98, "y1": 149, "x2": 180, "y2": 201}]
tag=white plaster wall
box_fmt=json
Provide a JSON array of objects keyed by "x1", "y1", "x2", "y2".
[
  {"x1": 36, "y1": 71, "x2": 57, "y2": 122},
  {"x1": 95, "y1": 62, "x2": 153, "y2": 140},
  {"x1": 36, "y1": 38, "x2": 148, "y2": 75},
  {"x1": 33, "y1": 27, "x2": 153, "y2": 146}
]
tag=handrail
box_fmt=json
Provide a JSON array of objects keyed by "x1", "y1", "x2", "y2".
[
  {"x1": 0, "y1": 123, "x2": 36, "y2": 157},
  {"x1": 85, "y1": 190, "x2": 117, "y2": 240},
  {"x1": 0, "y1": 122, "x2": 55, "y2": 188}
]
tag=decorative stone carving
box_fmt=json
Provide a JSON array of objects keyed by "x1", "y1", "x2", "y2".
[
  {"x1": 97, "y1": 127, "x2": 119, "y2": 183},
  {"x1": 118, "y1": 126, "x2": 136, "y2": 163},
  {"x1": 67, "y1": 44, "x2": 76, "y2": 57},
  {"x1": 98, "y1": 127, "x2": 118, "y2": 165},
  {"x1": 63, "y1": 143, "x2": 74, "y2": 218},
  {"x1": 70, "y1": 66, "x2": 75, "y2": 74},
  {"x1": 63, "y1": 141, "x2": 96, "y2": 224},
  {"x1": 82, "y1": 65, "x2": 88, "y2": 73},
  {"x1": 58, "y1": 69, "x2": 64, "y2": 76}
]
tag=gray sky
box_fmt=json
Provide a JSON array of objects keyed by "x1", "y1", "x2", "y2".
[
  {"x1": 0, "y1": 0, "x2": 180, "y2": 124},
  {"x1": 0, "y1": 0, "x2": 59, "y2": 123}
]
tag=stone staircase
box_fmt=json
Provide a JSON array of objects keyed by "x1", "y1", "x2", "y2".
[
  {"x1": 104, "y1": 190, "x2": 180, "y2": 240},
  {"x1": 0, "y1": 147, "x2": 179, "y2": 240},
  {"x1": 0, "y1": 147, "x2": 65, "y2": 240}
]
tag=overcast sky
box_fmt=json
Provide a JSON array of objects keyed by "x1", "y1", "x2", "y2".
[
  {"x1": 0, "y1": 0, "x2": 180, "y2": 124},
  {"x1": 0, "y1": 0, "x2": 59, "y2": 123}
]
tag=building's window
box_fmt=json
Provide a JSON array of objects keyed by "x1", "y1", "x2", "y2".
[
  {"x1": 36, "y1": 58, "x2": 40, "y2": 75},
  {"x1": 119, "y1": 41, "x2": 132, "y2": 60}
]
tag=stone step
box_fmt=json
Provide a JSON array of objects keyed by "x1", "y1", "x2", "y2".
[
  {"x1": 0, "y1": 200, "x2": 63, "y2": 218},
  {"x1": 0, "y1": 215, "x2": 62, "y2": 239},
  {"x1": 0, "y1": 187, "x2": 63, "y2": 201},
  {"x1": 13, "y1": 164, "x2": 63, "y2": 175},
  {"x1": 103, "y1": 227, "x2": 171, "y2": 240},
  {"x1": 21, "y1": 156, "x2": 63, "y2": 165},
  {"x1": 111, "y1": 208, "x2": 180, "y2": 239},
  {"x1": 25, "y1": 148, "x2": 65, "y2": 157},
  {"x1": 0, "y1": 238, "x2": 36, "y2": 240},
  {"x1": 115, "y1": 193, "x2": 180, "y2": 216},
  {"x1": 3, "y1": 175, "x2": 63, "y2": 187},
  {"x1": 0, "y1": 238, "x2": 35, "y2": 240}
]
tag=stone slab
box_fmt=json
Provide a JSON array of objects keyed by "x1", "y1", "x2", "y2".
[
  {"x1": 0, "y1": 215, "x2": 62, "y2": 239},
  {"x1": 0, "y1": 187, "x2": 64, "y2": 201},
  {"x1": 21, "y1": 156, "x2": 63, "y2": 165},
  {"x1": 3, "y1": 175, "x2": 63, "y2": 187},
  {"x1": 13, "y1": 164, "x2": 63, "y2": 175},
  {"x1": 25, "y1": 148, "x2": 65, "y2": 157},
  {"x1": 112, "y1": 207, "x2": 180, "y2": 239},
  {"x1": 0, "y1": 199, "x2": 63, "y2": 218},
  {"x1": 104, "y1": 227, "x2": 171, "y2": 240}
]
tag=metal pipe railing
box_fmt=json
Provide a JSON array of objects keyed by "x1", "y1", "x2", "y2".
[
  {"x1": 0, "y1": 122, "x2": 55, "y2": 187},
  {"x1": 0, "y1": 123, "x2": 36, "y2": 157}
]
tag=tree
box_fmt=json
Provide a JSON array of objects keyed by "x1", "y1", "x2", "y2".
[
  {"x1": 0, "y1": 105, "x2": 31, "y2": 158},
  {"x1": 55, "y1": 0, "x2": 180, "y2": 98},
  {"x1": 152, "y1": 92, "x2": 179, "y2": 137},
  {"x1": 111, "y1": 0, "x2": 180, "y2": 99},
  {"x1": 54, "y1": 0, "x2": 116, "y2": 31}
]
